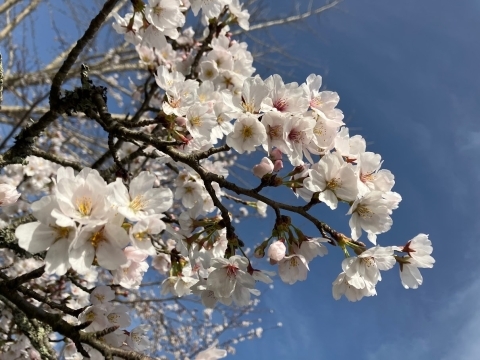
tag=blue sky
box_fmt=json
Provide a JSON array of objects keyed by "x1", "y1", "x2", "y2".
[
  {"x1": 3, "y1": 0, "x2": 479, "y2": 359},
  {"x1": 231, "y1": 0, "x2": 480, "y2": 359}
]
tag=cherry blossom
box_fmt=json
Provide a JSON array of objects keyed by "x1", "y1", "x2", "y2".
[
  {"x1": 278, "y1": 254, "x2": 309, "y2": 284},
  {"x1": 303, "y1": 152, "x2": 358, "y2": 209},
  {"x1": 0, "y1": 183, "x2": 21, "y2": 206}
]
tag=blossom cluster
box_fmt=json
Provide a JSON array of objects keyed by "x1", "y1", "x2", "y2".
[
  {"x1": 0, "y1": 0, "x2": 437, "y2": 358},
  {"x1": 15, "y1": 167, "x2": 170, "y2": 282},
  {"x1": 62, "y1": 286, "x2": 150, "y2": 359}
]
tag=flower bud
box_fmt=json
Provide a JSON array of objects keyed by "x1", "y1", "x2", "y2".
[
  {"x1": 175, "y1": 116, "x2": 187, "y2": 126},
  {"x1": 270, "y1": 148, "x2": 283, "y2": 161},
  {"x1": 252, "y1": 157, "x2": 274, "y2": 178},
  {"x1": 268, "y1": 240, "x2": 286, "y2": 262},
  {"x1": 254, "y1": 245, "x2": 265, "y2": 258},
  {"x1": 273, "y1": 159, "x2": 283, "y2": 172}
]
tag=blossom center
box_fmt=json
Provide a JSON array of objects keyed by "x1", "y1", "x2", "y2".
[
  {"x1": 134, "y1": 231, "x2": 148, "y2": 242},
  {"x1": 76, "y1": 196, "x2": 93, "y2": 216},
  {"x1": 361, "y1": 257, "x2": 375, "y2": 268},
  {"x1": 50, "y1": 225, "x2": 70, "y2": 241},
  {"x1": 226, "y1": 264, "x2": 238, "y2": 278},
  {"x1": 313, "y1": 124, "x2": 325, "y2": 136},
  {"x1": 326, "y1": 178, "x2": 341, "y2": 190},
  {"x1": 130, "y1": 195, "x2": 147, "y2": 212},
  {"x1": 108, "y1": 313, "x2": 120, "y2": 323},
  {"x1": 311, "y1": 96, "x2": 322, "y2": 108},
  {"x1": 190, "y1": 116, "x2": 202, "y2": 127},
  {"x1": 288, "y1": 129, "x2": 303, "y2": 143},
  {"x1": 241, "y1": 97, "x2": 255, "y2": 113},
  {"x1": 356, "y1": 205, "x2": 373, "y2": 219},
  {"x1": 273, "y1": 98, "x2": 288, "y2": 112},
  {"x1": 289, "y1": 256, "x2": 299, "y2": 267},
  {"x1": 268, "y1": 125, "x2": 282, "y2": 139},
  {"x1": 153, "y1": 6, "x2": 164, "y2": 16},
  {"x1": 360, "y1": 172, "x2": 375, "y2": 183},
  {"x1": 242, "y1": 125, "x2": 254, "y2": 139},
  {"x1": 94, "y1": 294, "x2": 105, "y2": 303},
  {"x1": 90, "y1": 230, "x2": 106, "y2": 249}
]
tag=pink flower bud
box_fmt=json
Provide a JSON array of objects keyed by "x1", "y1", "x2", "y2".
[
  {"x1": 268, "y1": 240, "x2": 286, "y2": 262},
  {"x1": 270, "y1": 148, "x2": 283, "y2": 161},
  {"x1": 252, "y1": 157, "x2": 274, "y2": 178},
  {"x1": 175, "y1": 116, "x2": 187, "y2": 126},
  {"x1": 273, "y1": 159, "x2": 283, "y2": 172}
]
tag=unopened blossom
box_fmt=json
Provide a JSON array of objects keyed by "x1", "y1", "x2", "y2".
[
  {"x1": 0, "y1": 184, "x2": 20, "y2": 206},
  {"x1": 226, "y1": 113, "x2": 267, "y2": 153},
  {"x1": 303, "y1": 152, "x2": 358, "y2": 209},
  {"x1": 256, "y1": 201, "x2": 267, "y2": 217},
  {"x1": 109, "y1": 171, "x2": 173, "y2": 222},
  {"x1": 267, "y1": 240, "x2": 286, "y2": 262},
  {"x1": 252, "y1": 157, "x2": 274, "y2": 178},
  {"x1": 278, "y1": 254, "x2": 309, "y2": 284},
  {"x1": 347, "y1": 191, "x2": 394, "y2": 244}
]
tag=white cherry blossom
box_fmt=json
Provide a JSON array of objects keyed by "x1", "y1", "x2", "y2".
[
  {"x1": 303, "y1": 152, "x2": 358, "y2": 209},
  {"x1": 226, "y1": 113, "x2": 267, "y2": 153},
  {"x1": 278, "y1": 254, "x2": 309, "y2": 284},
  {"x1": 347, "y1": 191, "x2": 394, "y2": 244}
]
